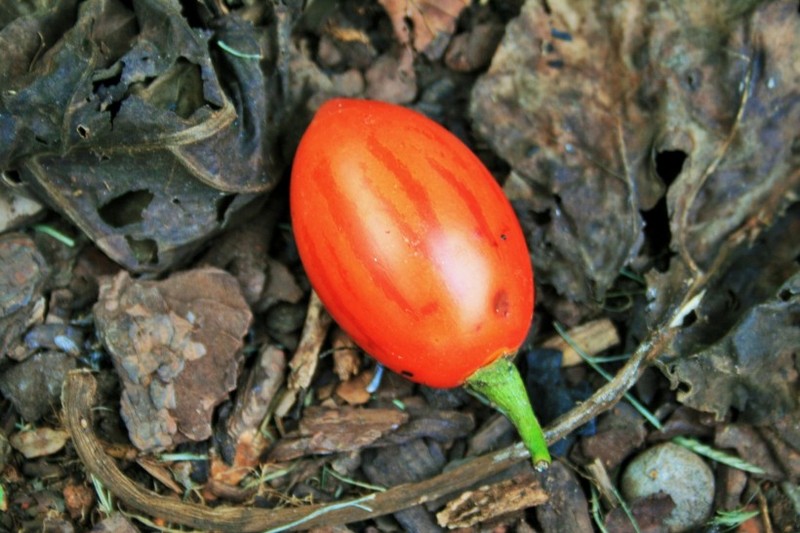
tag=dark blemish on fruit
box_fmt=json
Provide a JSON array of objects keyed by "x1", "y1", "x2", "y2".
[
  {"x1": 500, "y1": 233, "x2": 507, "y2": 241},
  {"x1": 401, "y1": 370, "x2": 414, "y2": 377},
  {"x1": 494, "y1": 289, "x2": 510, "y2": 318}
]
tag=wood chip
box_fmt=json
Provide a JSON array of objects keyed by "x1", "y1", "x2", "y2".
[
  {"x1": 274, "y1": 291, "x2": 332, "y2": 417},
  {"x1": 540, "y1": 318, "x2": 621, "y2": 366},
  {"x1": 335, "y1": 369, "x2": 375, "y2": 405},
  {"x1": 331, "y1": 328, "x2": 361, "y2": 381},
  {"x1": 136, "y1": 456, "x2": 184, "y2": 495},
  {"x1": 436, "y1": 470, "x2": 548, "y2": 528},
  {"x1": 9, "y1": 427, "x2": 69, "y2": 458}
]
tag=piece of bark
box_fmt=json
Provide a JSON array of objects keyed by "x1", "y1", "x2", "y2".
[
  {"x1": 335, "y1": 368, "x2": 374, "y2": 405},
  {"x1": 94, "y1": 268, "x2": 252, "y2": 452},
  {"x1": 468, "y1": 414, "x2": 516, "y2": 457},
  {"x1": 376, "y1": 408, "x2": 474, "y2": 447},
  {"x1": 268, "y1": 406, "x2": 408, "y2": 461},
  {"x1": 136, "y1": 456, "x2": 183, "y2": 495},
  {"x1": 715, "y1": 424, "x2": 784, "y2": 480},
  {"x1": 436, "y1": 469, "x2": 548, "y2": 528},
  {"x1": 226, "y1": 345, "x2": 286, "y2": 444}
]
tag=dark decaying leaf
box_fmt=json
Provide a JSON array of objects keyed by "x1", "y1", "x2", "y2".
[
  {"x1": 471, "y1": 0, "x2": 800, "y2": 308},
  {"x1": 0, "y1": 0, "x2": 282, "y2": 272},
  {"x1": 668, "y1": 272, "x2": 800, "y2": 424},
  {"x1": 93, "y1": 268, "x2": 252, "y2": 452}
]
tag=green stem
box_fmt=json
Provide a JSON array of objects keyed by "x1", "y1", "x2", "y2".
[{"x1": 465, "y1": 356, "x2": 551, "y2": 471}]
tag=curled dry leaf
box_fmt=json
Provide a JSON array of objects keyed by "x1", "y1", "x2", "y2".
[
  {"x1": 0, "y1": 0, "x2": 282, "y2": 272},
  {"x1": 378, "y1": 0, "x2": 469, "y2": 59},
  {"x1": 93, "y1": 268, "x2": 252, "y2": 452}
]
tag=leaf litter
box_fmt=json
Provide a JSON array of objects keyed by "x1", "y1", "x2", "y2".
[{"x1": 1, "y1": 0, "x2": 799, "y2": 531}]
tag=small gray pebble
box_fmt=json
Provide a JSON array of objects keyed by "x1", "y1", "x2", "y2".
[{"x1": 621, "y1": 442, "x2": 714, "y2": 532}]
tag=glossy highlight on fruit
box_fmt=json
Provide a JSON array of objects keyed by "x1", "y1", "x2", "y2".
[{"x1": 291, "y1": 98, "x2": 550, "y2": 468}]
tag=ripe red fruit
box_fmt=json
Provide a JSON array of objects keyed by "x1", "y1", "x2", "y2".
[{"x1": 291, "y1": 98, "x2": 549, "y2": 468}]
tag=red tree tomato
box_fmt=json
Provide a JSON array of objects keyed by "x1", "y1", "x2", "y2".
[
  {"x1": 291, "y1": 98, "x2": 550, "y2": 468},
  {"x1": 291, "y1": 98, "x2": 534, "y2": 388}
]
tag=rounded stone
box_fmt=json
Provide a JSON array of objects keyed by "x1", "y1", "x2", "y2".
[{"x1": 621, "y1": 442, "x2": 715, "y2": 532}]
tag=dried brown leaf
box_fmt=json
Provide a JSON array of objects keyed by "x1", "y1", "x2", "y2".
[
  {"x1": 472, "y1": 0, "x2": 652, "y2": 304},
  {"x1": 472, "y1": 0, "x2": 800, "y2": 309},
  {"x1": 378, "y1": 0, "x2": 469, "y2": 58}
]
